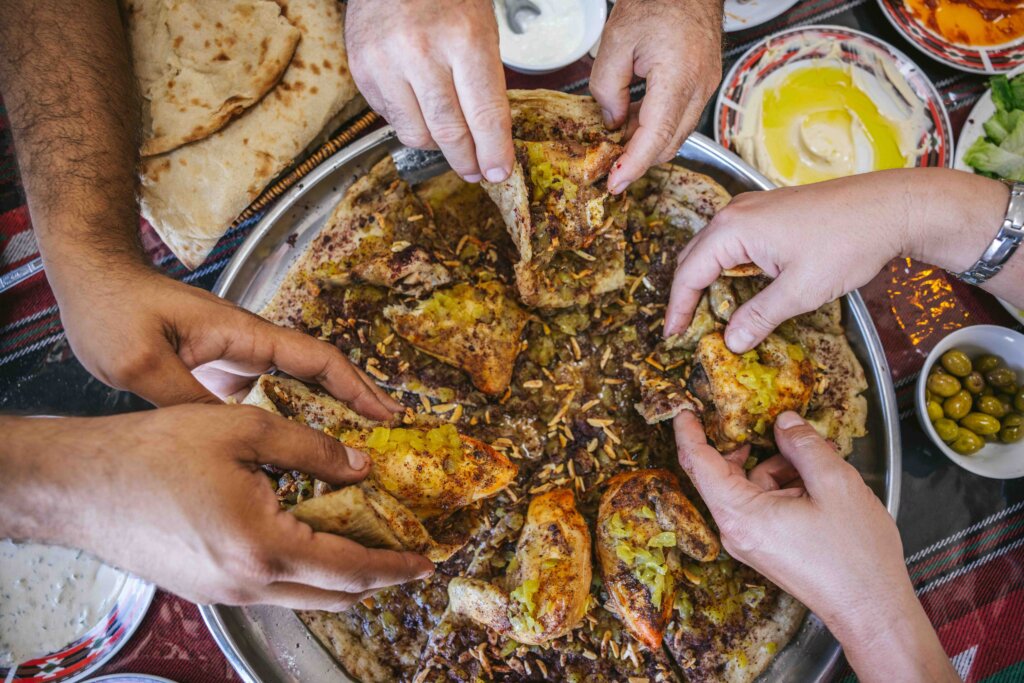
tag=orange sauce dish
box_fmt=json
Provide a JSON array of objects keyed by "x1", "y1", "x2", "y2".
[{"x1": 904, "y1": 0, "x2": 1024, "y2": 46}]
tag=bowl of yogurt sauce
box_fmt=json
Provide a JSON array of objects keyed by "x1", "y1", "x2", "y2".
[
  {"x1": 0, "y1": 540, "x2": 154, "y2": 683},
  {"x1": 495, "y1": 0, "x2": 606, "y2": 74}
]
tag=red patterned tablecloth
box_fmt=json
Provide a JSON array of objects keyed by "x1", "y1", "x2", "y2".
[{"x1": 1, "y1": 1, "x2": 1023, "y2": 682}]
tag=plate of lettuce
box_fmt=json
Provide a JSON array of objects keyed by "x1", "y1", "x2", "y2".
[{"x1": 958, "y1": 70, "x2": 1024, "y2": 180}]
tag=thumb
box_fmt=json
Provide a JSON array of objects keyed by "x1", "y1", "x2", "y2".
[
  {"x1": 772, "y1": 411, "x2": 849, "y2": 498},
  {"x1": 241, "y1": 407, "x2": 371, "y2": 485},
  {"x1": 724, "y1": 271, "x2": 812, "y2": 353},
  {"x1": 673, "y1": 411, "x2": 758, "y2": 512},
  {"x1": 126, "y1": 350, "x2": 221, "y2": 407}
]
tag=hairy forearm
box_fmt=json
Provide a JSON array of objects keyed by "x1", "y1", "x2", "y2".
[
  {"x1": 0, "y1": 0, "x2": 143, "y2": 275},
  {"x1": 902, "y1": 168, "x2": 1022, "y2": 307}
]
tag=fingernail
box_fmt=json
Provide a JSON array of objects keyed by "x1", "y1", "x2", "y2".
[
  {"x1": 602, "y1": 108, "x2": 614, "y2": 127},
  {"x1": 417, "y1": 567, "x2": 434, "y2": 580},
  {"x1": 725, "y1": 327, "x2": 755, "y2": 353},
  {"x1": 775, "y1": 411, "x2": 802, "y2": 430},
  {"x1": 463, "y1": 173, "x2": 482, "y2": 183},
  {"x1": 347, "y1": 448, "x2": 368, "y2": 470},
  {"x1": 484, "y1": 167, "x2": 509, "y2": 183},
  {"x1": 608, "y1": 179, "x2": 627, "y2": 195}
]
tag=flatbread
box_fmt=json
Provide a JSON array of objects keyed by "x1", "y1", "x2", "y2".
[
  {"x1": 139, "y1": 0, "x2": 358, "y2": 269},
  {"x1": 125, "y1": 0, "x2": 300, "y2": 157}
]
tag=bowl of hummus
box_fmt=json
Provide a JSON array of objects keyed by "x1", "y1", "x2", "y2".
[{"x1": 715, "y1": 25, "x2": 953, "y2": 187}]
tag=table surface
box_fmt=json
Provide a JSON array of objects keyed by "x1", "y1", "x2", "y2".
[{"x1": 2, "y1": 1, "x2": 1024, "y2": 682}]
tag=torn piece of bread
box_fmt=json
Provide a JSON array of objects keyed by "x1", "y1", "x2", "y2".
[{"x1": 384, "y1": 281, "x2": 530, "y2": 396}]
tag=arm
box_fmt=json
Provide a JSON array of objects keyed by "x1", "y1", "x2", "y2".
[
  {"x1": 674, "y1": 411, "x2": 958, "y2": 683},
  {"x1": 0, "y1": 409, "x2": 433, "y2": 609},
  {"x1": 345, "y1": 0, "x2": 514, "y2": 183},
  {"x1": 665, "y1": 168, "x2": 1021, "y2": 352},
  {"x1": 590, "y1": 0, "x2": 723, "y2": 193},
  {"x1": 0, "y1": 0, "x2": 398, "y2": 416}
]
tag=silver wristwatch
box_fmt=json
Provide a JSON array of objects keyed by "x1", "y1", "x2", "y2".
[{"x1": 958, "y1": 181, "x2": 1024, "y2": 286}]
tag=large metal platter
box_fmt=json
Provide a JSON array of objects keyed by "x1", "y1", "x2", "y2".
[{"x1": 203, "y1": 127, "x2": 901, "y2": 683}]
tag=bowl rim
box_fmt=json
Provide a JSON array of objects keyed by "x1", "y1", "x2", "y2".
[
  {"x1": 498, "y1": 0, "x2": 607, "y2": 74},
  {"x1": 916, "y1": 324, "x2": 1024, "y2": 479}
]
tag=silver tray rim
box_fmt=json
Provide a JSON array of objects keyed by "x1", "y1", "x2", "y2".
[{"x1": 202, "y1": 126, "x2": 902, "y2": 683}]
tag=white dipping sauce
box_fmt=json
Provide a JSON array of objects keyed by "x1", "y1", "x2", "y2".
[
  {"x1": 0, "y1": 541, "x2": 126, "y2": 666},
  {"x1": 496, "y1": 0, "x2": 585, "y2": 67}
]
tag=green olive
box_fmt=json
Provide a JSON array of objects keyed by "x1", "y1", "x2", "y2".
[
  {"x1": 951, "y1": 428, "x2": 985, "y2": 455},
  {"x1": 1016, "y1": 389, "x2": 1024, "y2": 413},
  {"x1": 943, "y1": 390, "x2": 973, "y2": 420},
  {"x1": 1004, "y1": 382, "x2": 1020, "y2": 397},
  {"x1": 926, "y1": 400, "x2": 944, "y2": 421},
  {"x1": 933, "y1": 418, "x2": 960, "y2": 443},
  {"x1": 976, "y1": 354, "x2": 1004, "y2": 374},
  {"x1": 960, "y1": 412, "x2": 1002, "y2": 436},
  {"x1": 976, "y1": 395, "x2": 1008, "y2": 418},
  {"x1": 1001, "y1": 414, "x2": 1024, "y2": 444},
  {"x1": 964, "y1": 371, "x2": 986, "y2": 394},
  {"x1": 931, "y1": 365, "x2": 950, "y2": 376},
  {"x1": 982, "y1": 385, "x2": 996, "y2": 397},
  {"x1": 940, "y1": 349, "x2": 972, "y2": 377},
  {"x1": 927, "y1": 373, "x2": 962, "y2": 398},
  {"x1": 986, "y1": 368, "x2": 1018, "y2": 390}
]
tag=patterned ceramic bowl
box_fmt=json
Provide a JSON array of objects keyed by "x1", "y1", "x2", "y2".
[
  {"x1": 1, "y1": 576, "x2": 154, "y2": 683},
  {"x1": 715, "y1": 24, "x2": 954, "y2": 184},
  {"x1": 877, "y1": 0, "x2": 1024, "y2": 74}
]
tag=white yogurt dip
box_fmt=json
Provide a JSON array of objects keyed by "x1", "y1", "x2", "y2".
[
  {"x1": 496, "y1": 0, "x2": 585, "y2": 69},
  {"x1": 0, "y1": 541, "x2": 126, "y2": 666}
]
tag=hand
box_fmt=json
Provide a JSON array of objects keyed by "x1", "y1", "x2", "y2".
[
  {"x1": 664, "y1": 168, "x2": 1011, "y2": 354},
  {"x1": 51, "y1": 261, "x2": 400, "y2": 416},
  {"x1": 1, "y1": 407, "x2": 434, "y2": 610},
  {"x1": 346, "y1": 0, "x2": 514, "y2": 183},
  {"x1": 674, "y1": 410, "x2": 957, "y2": 682},
  {"x1": 590, "y1": 0, "x2": 723, "y2": 194}
]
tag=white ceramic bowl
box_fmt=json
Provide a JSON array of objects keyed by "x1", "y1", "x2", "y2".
[
  {"x1": 497, "y1": 0, "x2": 607, "y2": 74},
  {"x1": 916, "y1": 325, "x2": 1024, "y2": 479}
]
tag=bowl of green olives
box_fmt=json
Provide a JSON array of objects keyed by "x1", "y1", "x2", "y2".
[{"x1": 917, "y1": 325, "x2": 1024, "y2": 478}]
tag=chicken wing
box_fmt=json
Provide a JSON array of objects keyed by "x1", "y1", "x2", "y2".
[
  {"x1": 448, "y1": 489, "x2": 592, "y2": 645},
  {"x1": 597, "y1": 469, "x2": 719, "y2": 650}
]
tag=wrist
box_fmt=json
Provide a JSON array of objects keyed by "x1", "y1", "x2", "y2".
[
  {"x1": 903, "y1": 168, "x2": 1010, "y2": 273},
  {"x1": 0, "y1": 416, "x2": 104, "y2": 545}
]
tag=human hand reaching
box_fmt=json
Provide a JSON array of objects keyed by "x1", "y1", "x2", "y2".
[
  {"x1": 51, "y1": 261, "x2": 400, "y2": 417},
  {"x1": 664, "y1": 168, "x2": 1011, "y2": 354},
  {"x1": 674, "y1": 410, "x2": 957, "y2": 682},
  {"x1": 346, "y1": 0, "x2": 513, "y2": 183},
  {"x1": 590, "y1": 0, "x2": 723, "y2": 194},
  {"x1": 1, "y1": 407, "x2": 434, "y2": 610}
]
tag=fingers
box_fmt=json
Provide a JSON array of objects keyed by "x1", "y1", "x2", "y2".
[
  {"x1": 283, "y1": 528, "x2": 435, "y2": 594},
  {"x1": 589, "y1": 26, "x2": 635, "y2": 130},
  {"x1": 608, "y1": 70, "x2": 691, "y2": 193},
  {"x1": 724, "y1": 271, "x2": 809, "y2": 353},
  {"x1": 377, "y1": 80, "x2": 437, "y2": 152},
  {"x1": 673, "y1": 411, "x2": 758, "y2": 511},
  {"x1": 243, "y1": 407, "x2": 371, "y2": 484},
  {"x1": 247, "y1": 318, "x2": 402, "y2": 420},
  {"x1": 452, "y1": 44, "x2": 513, "y2": 182},
  {"x1": 413, "y1": 72, "x2": 482, "y2": 181},
  {"x1": 123, "y1": 348, "x2": 221, "y2": 407},
  {"x1": 250, "y1": 582, "x2": 371, "y2": 612},
  {"x1": 664, "y1": 229, "x2": 749, "y2": 337},
  {"x1": 748, "y1": 453, "x2": 802, "y2": 492},
  {"x1": 772, "y1": 412, "x2": 851, "y2": 498}
]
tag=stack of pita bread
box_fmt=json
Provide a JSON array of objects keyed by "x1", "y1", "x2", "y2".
[{"x1": 123, "y1": 0, "x2": 360, "y2": 269}]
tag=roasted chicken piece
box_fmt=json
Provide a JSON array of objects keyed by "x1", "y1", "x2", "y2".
[
  {"x1": 384, "y1": 281, "x2": 531, "y2": 395},
  {"x1": 344, "y1": 244, "x2": 450, "y2": 295},
  {"x1": 242, "y1": 375, "x2": 516, "y2": 560},
  {"x1": 339, "y1": 424, "x2": 517, "y2": 522},
  {"x1": 597, "y1": 469, "x2": 719, "y2": 650},
  {"x1": 448, "y1": 489, "x2": 592, "y2": 645},
  {"x1": 690, "y1": 332, "x2": 814, "y2": 450}
]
